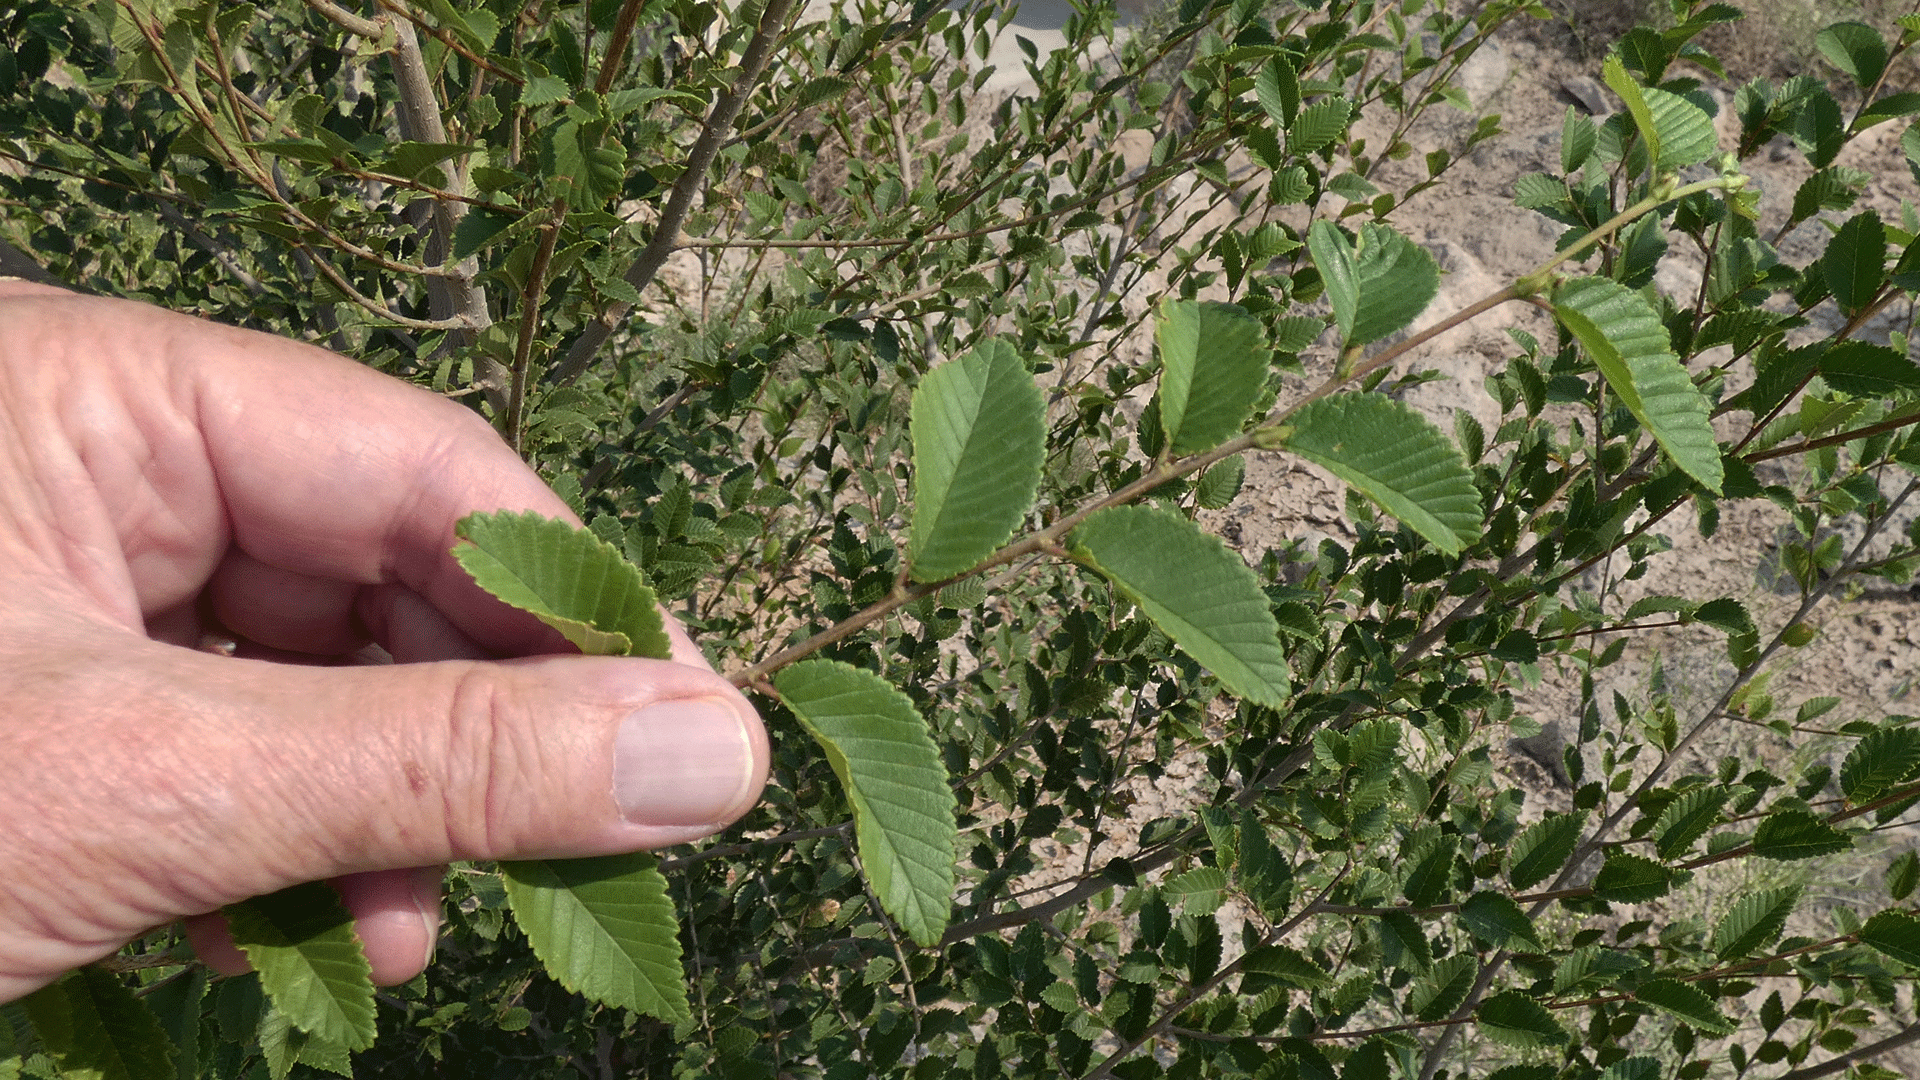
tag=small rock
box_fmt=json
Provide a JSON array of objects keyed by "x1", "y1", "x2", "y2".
[
  {"x1": 1558, "y1": 76, "x2": 1611, "y2": 117},
  {"x1": 1509, "y1": 719, "x2": 1572, "y2": 788}
]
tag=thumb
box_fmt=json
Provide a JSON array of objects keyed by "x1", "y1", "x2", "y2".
[{"x1": 0, "y1": 631, "x2": 766, "y2": 997}]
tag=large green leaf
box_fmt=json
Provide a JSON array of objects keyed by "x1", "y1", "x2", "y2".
[
  {"x1": 1634, "y1": 978, "x2": 1733, "y2": 1033},
  {"x1": 1841, "y1": 726, "x2": 1920, "y2": 802},
  {"x1": 1475, "y1": 991, "x2": 1568, "y2": 1048},
  {"x1": 1751, "y1": 807, "x2": 1852, "y2": 860},
  {"x1": 1824, "y1": 210, "x2": 1887, "y2": 315},
  {"x1": 1711, "y1": 885, "x2": 1800, "y2": 959},
  {"x1": 908, "y1": 340, "x2": 1046, "y2": 581},
  {"x1": 1859, "y1": 910, "x2": 1920, "y2": 966},
  {"x1": 501, "y1": 853, "x2": 690, "y2": 1022},
  {"x1": 1459, "y1": 890, "x2": 1545, "y2": 951},
  {"x1": 1817, "y1": 21, "x2": 1889, "y2": 89},
  {"x1": 1642, "y1": 87, "x2": 1718, "y2": 168},
  {"x1": 21, "y1": 967, "x2": 176, "y2": 1080},
  {"x1": 1348, "y1": 223, "x2": 1441, "y2": 345},
  {"x1": 1278, "y1": 394, "x2": 1482, "y2": 554},
  {"x1": 542, "y1": 119, "x2": 627, "y2": 207},
  {"x1": 1553, "y1": 276, "x2": 1723, "y2": 492},
  {"x1": 1653, "y1": 786, "x2": 1727, "y2": 861},
  {"x1": 775, "y1": 660, "x2": 958, "y2": 946},
  {"x1": 1069, "y1": 506, "x2": 1290, "y2": 706},
  {"x1": 453, "y1": 510, "x2": 671, "y2": 659},
  {"x1": 1591, "y1": 849, "x2": 1676, "y2": 903},
  {"x1": 1818, "y1": 341, "x2": 1920, "y2": 397},
  {"x1": 1508, "y1": 810, "x2": 1587, "y2": 890},
  {"x1": 222, "y1": 883, "x2": 376, "y2": 1050},
  {"x1": 1155, "y1": 300, "x2": 1271, "y2": 456},
  {"x1": 1407, "y1": 954, "x2": 1476, "y2": 1021},
  {"x1": 1602, "y1": 54, "x2": 1661, "y2": 171}
]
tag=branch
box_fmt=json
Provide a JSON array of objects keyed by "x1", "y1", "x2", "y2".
[{"x1": 554, "y1": 0, "x2": 800, "y2": 383}]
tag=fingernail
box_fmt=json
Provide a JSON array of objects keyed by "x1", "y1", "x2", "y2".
[
  {"x1": 613, "y1": 697, "x2": 755, "y2": 826},
  {"x1": 411, "y1": 866, "x2": 444, "y2": 969}
]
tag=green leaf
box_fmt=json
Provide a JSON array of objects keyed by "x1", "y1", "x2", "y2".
[
  {"x1": 1798, "y1": 88, "x2": 1846, "y2": 168},
  {"x1": 1859, "y1": 909, "x2": 1920, "y2": 966},
  {"x1": 222, "y1": 883, "x2": 376, "y2": 1050},
  {"x1": 501, "y1": 852, "x2": 690, "y2": 1021},
  {"x1": 775, "y1": 660, "x2": 958, "y2": 946},
  {"x1": 1287, "y1": 95, "x2": 1351, "y2": 156},
  {"x1": 542, "y1": 119, "x2": 627, "y2": 207},
  {"x1": 1817, "y1": 21, "x2": 1889, "y2": 89},
  {"x1": 1592, "y1": 849, "x2": 1676, "y2": 903},
  {"x1": 258, "y1": 1009, "x2": 352, "y2": 1080},
  {"x1": 1855, "y1": 92, "x2": 1920, "y2": 131},
  {"x1": 1889, "y1": 851, "x2": 1920, "y2": 900},
  {"x1": 21, "y1": 967, "x2": 177, "y2": 1080},
  {"x1": 1255, "y1": 56, "x2": 1299, "y2": 127},
  {"x1": 1164, "y1": 866, "x2": 1229, "y2": 915},
  {"x1": 1279, "y1": 394, "x2": 1482, "y2": 554},
  {"x1": 1508, "y1": 810, "x2": 1587, "y2": 890},
  {"x1": 1196, "y1": 454, "x2": 1247, "y2": 510},
  {"x1": 379, "y1": 141, "x2": 475, "y2": 182},
  {"x1": 1752, "y1": 807, "x2": 1852, "y2": 860},
  {"x1": 1563, "y1": 105, "x2": 1598, "y2": 173},
  {"x1": 1824, "y1": 210, "x2": 1887, "y2": 315},
  {"x1": 1271, "y1": 315, "x2": 1325, "y2": 353},
  {"x1": 1553, "y1": 276, "x2": 1722, "y2": 492},
  {"x1": 1711, "y1": 885, "x2": 1800, "y2": 958},
  {"x1": 1654, "y1": 786, "x2": 1727, "y2": 861},
  {"x1": 1403, "y1": 832, "x2": 1458, "y2": 907},
  {"x1": 1240, "y1": 945, "x2": 1331, "y2": 989},
  {"x1": 1475, "y1": 991, "x2": 1568, "y2": 1048},
  {"x1": 453, "y1": 510, "x2": 670, "y2": 659},
  {"x1": 1643, "y1": 87, "x2": 1717, "y2": 168},
  {"x1": 1842, "y1": 726, "x2": 1920, "y2": 801},
  {"x1": 139, "y1": 966, "x2": 204, "y2": 1080},
  {"x1": 1070, "y1": 506, "x2": 1289, "y2": 705},
  {"x1": 1345, "y1": 224, "x2": 1440, "y2": 345},
  {"x1": 1155, "y1": 300, "x2": 1270, "y2": 456},
  {"x1": 908, "y1": 340, "x2": 1046, "y2": 581},
  {"x1": 1307, "y1": 220, "x2": 1359, "y2": 343},
  {"x1": 1602, "y1": 53, "x2": 1660, "y2": 171},
  {"x1": 1407, "y1": 954, "x2": 1476, "y2": 1021},
  {"x1": 1634, "y1": 978, "x2": 1733, "y2": 1033},
  {"x1": 1459, "y1": 890, "x2": 1545, "y2": 951}
]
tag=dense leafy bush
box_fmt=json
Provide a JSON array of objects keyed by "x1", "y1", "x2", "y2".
[{"x1": 6, "y1": 0, "x2": 1920, "y2": 1076}]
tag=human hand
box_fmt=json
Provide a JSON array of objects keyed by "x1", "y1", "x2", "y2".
[{"x1": 0, "y1": 280, "x2": 768, "y2": 1001}]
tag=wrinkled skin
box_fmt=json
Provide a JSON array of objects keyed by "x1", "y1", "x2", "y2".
[{"x1": 0, "y1": 281, "x2": 768, "y2": 1000}]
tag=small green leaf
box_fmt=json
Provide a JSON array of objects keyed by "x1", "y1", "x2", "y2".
[
  {"x1": 1643, "y1": 87, "x2": 1717, "y2": 168},
  {"x1": 1825, "y1": 210, "x2": 1888, "y2": 315},
  {"x1": 1842, "y1": 726, "x2": 1920, "y2": 802},
  {"x1": 1407, "y1": 954, "x2": 1476, "y2": 1021},
  {"x1": 1798, "y1": 88, "x2": 1846, "y2": 168},
  {"x1": 1196, "y1": 454, "x2": 1247, "y2": 510},
  {"x1": 379, "y1": 141, "x2": 475, "y2": 182},
  {"x1": 1271, "y1": 315, "x2": 1325, "y2": 353},
  {"x1": 1280, "y1": 394, "x2": 1482, "y2": 554},
  {"x1": 1403, "y1": 832, "x2": 1458, "y2": 907},
  {"x1": 1553, "y1": 276, "x2": 1722, "y2": 492},
  {"x1": 1889, "y1": 851, "x2": 1920, "y2": 900},
  {"x1": 453, "y1": 510, "x2": 670, "y2": 659},
  {"x1": 21, "y1": 967, "x2": 177, "y2": 1080},
  {"x1": 1634, "y1": 978, "x2": 1733, "y2": 1034},
  {"x1": 1752, "y1": 807, "x2": 1852, "y2": 860},
  {"x1": 1712, "y1": 885, "x2": 1800, "y2": 959},
  {"x1": 1654, "y1": 786, "x2": 1728, "y2": 861},
  {"x1": 1070, "y1": 506, "x2": 1290, "y2": 706},
  {"x1": 1345, "y1": 224, "x2": 1440, "y2": 345},
  {"x1": 502, "y1": 853, "x2": 690, "y2": 1021},
  {"x1": 223, "y1": 883, "x2": 376, "y2": 1050},
  {"x1": 1163, "y1": 866, "x2": 1229, "y2": 914},
  {"x1": 1156, "y1": 300, "x2": 1271, "y2": 456},
  {"x1": 1817, "y1": 21, "x2": 1889, "y2": 89},
  {"x1": 908, "y1": 340, "x2": 1046, "y2": 581},
  {"x1": 776, "y1": 660, "x2": 958, "y2": 946},
  {"x1": 1860, "y1": 909, "x2": 1920, "y2": 966},
  {"x1": 1459, "y1": 890, "x2": 1545, "y2": 951},
  {"x1": 1563, "y1": 106, "x2": 1598, "y2": 173},
  {"x1": 1602, "y1": 53, "x2": 1660, "y2": 171},
  {"x1": 1475, "y1": 991, "x2": 1568, "y2": 1048},
  {"x1": 1307, "y1": 220, "x2": 1359, "y2": 343},
  {"x1": 1592, "y1": 849, "x2": 1675, "y2": 903},
  {"x1": 1287, "y1": 95, "x2": 1351, "y2": 156},
  {"x1": 258, "y1": 1008, "x2": 353, "y2": 1080},
  {"x1": 542, "y1": 119, "x2": 627, "y2": 207},
  {"x1": 1509, "y1": 810, "x2": 1587, "y2": 890}
]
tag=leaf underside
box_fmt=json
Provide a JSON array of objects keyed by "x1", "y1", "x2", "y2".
[
  {"x1": 1553, "y1": 276, "x2": 1723, "y2": 493},
  {"x1": 1156, "y1": 299, "x2": 1271, "y2": 456},
  {"x1": 909, "y1": 340, "x2": 1047, "y2": 582},
  {"x1": 501, "y1": 853, "x2": 691, "y2": 1022},
  {"x1": 1280, "y1": 393, "x2": 1482, "y2": 554},
  {"x1": 454, "y1": 510, "x2": 671, "y2": 659},
  {"x1": 1070, "y1": 505, "x2": 1291, "y2": 706},
  {"x1": 222, "y1": 882, "x2": 377, "y2": 1050},
  {"x1": 775, "y1": 660, "x2": 959, "y2": 947}
]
